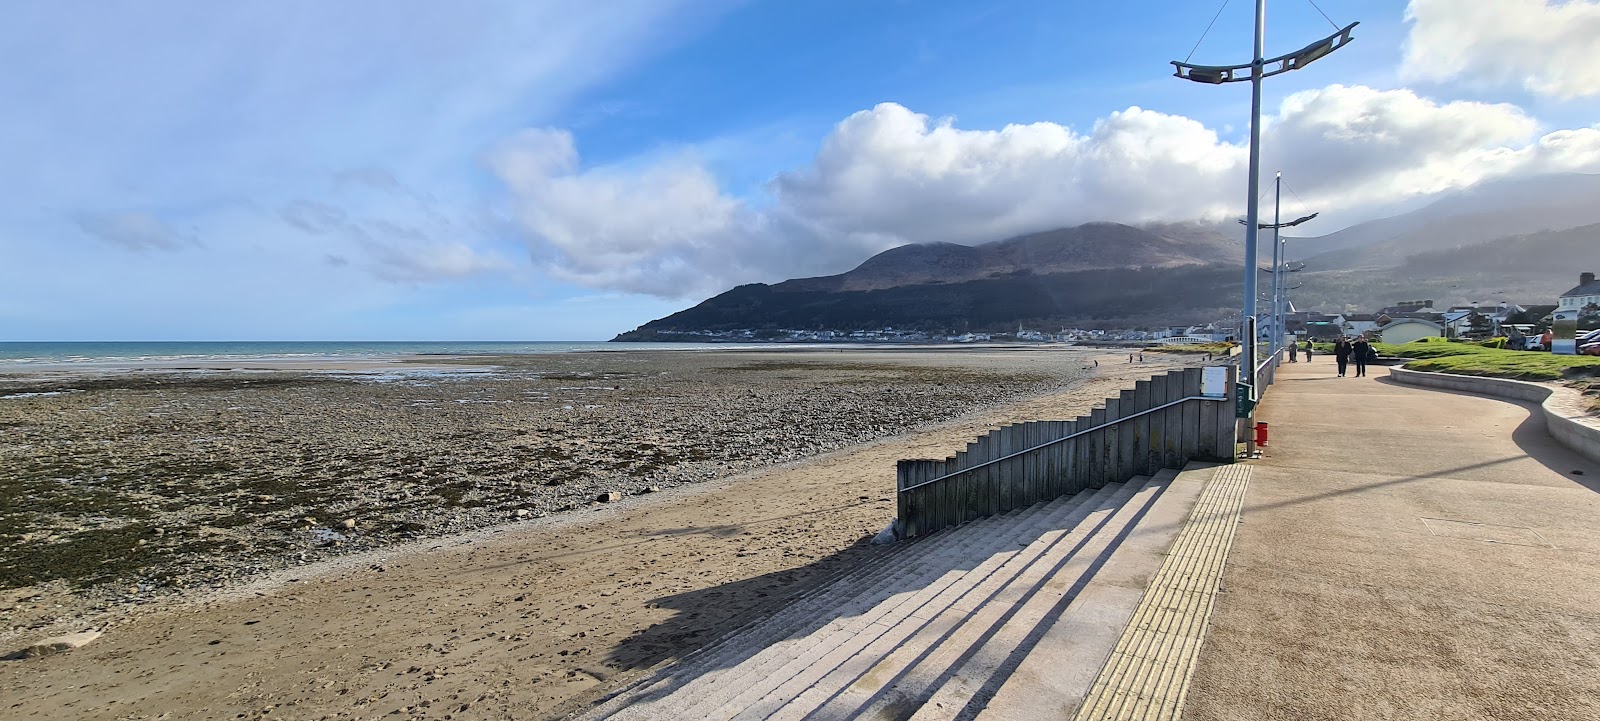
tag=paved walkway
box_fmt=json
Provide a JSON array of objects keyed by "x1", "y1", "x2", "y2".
[{"x1": 1183, "y1": 360, "x2": 1600, "y2": 721}]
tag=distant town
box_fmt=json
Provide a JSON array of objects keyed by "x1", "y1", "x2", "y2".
[{"x1": 633, "y1": 271, "x2": 1600, "y2": 350}]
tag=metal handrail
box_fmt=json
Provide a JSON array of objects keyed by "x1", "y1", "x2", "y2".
[
  {"x1": 897, "y1": 394, "x2": 1224, "y2": 493},
  {"x1": 1254, "y1": 345, "x2": 1288, "y2": 376}
]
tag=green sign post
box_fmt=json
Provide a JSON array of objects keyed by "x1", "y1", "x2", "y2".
[{"x1": 1235, "y1": 382, "x2": 1256, "y2": 418}]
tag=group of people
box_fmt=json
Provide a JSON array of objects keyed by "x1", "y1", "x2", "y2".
[{"x1": 1287, "y1": 336, "x2": 1375, "y2": 377}]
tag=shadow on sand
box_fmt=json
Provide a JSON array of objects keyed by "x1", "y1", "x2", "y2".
[{"x1": 574, "y1": 481, "x2": 1167, "y2": 720}]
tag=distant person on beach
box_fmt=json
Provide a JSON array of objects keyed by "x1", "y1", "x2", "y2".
[
  {"x1": 1334, "y1": 338, "x2": 1352, "y2": 377},
  {"x1": 1352, "y1": 336, "x2": 1371, "y2": 377}
]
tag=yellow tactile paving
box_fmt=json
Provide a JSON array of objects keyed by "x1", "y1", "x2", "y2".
[{"x1": 1073, "y1": 465, "x2": 1251, "y2": 721}]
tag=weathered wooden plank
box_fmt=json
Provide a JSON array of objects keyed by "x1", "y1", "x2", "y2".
[
  {"x1": 1218, "y1": 365, "x2": 1239, "y2": 459},
  {"x1": 1197, "y1": 370, "x2": 1218, "y2": 461},
  {"x1": 1081, "y1": 415, "x2": 1094, "y2": 492},
  {"x1": 1181, "y1": 368, "x2": 1202, "y2": 462},
  {"x1": 1056, "y1": 422, "x2": 1068, "y2": 498},
  {"x1": 999, "y1": 423, "x2": 1018, "y2": 514},
  {"x1": 1147, "y1": 372, "x2": 1167, "y2": 474},
  {"x1": 1133, "y1": 379, "x2": 1153, "y2": 475},
  {"x1": 902, "y1": 463, "x2": 915, "y2": 537},
  {"x1": 1017, "y1": 421, "x2": 1033, "y2": 507},
  {"x1": 1117, "y1": 389, "x2": 1137, "y2": 482},
  {"x1": 1164, "y1": 371, "x2": 1185, "y2": 468},
  {"x1": 1029, "y1": 421, "x2": 1045, "y2": 505},
  {"x1": 1102, "y1": 398, "x2": 1122, "y2": 488},
  {"x1": 1087, "y1": 407, "x2": 1107, "y2": 488}
]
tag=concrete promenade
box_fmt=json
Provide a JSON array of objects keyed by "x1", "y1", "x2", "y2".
[{"x1": 1182, "y1": 359, "x2": 1600, "y2": 720}]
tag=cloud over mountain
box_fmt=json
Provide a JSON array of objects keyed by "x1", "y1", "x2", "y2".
[{"x1": 494, "y1": 87, "x2": 1600, "y2": 299}]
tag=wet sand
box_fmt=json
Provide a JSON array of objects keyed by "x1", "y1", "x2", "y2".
[{"x1": 0, "y1": 346, "x2": 1187, "y2": 720}]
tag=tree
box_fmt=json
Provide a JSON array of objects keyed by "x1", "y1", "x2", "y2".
[
  {"x1": 1580, "y1": 303, "x2": 1600, "y2": 330},
  {"x1": 1467, "y1": 311, "x2": 1493, "y2": 338}
]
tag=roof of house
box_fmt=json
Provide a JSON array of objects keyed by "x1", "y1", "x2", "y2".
[
  {"x1": 1343, "y1": 314, "x2": 1378, "y2": 322},
  {"x1": 1377, "y1": 306, "x2": 1441, "y2": 317},
  {"x1": 1380, "y1": 318, "x2": 1443, "y2": 330},
  {"x1": 1562, "y1": 279, "x2": 1600, "y2": 297}
]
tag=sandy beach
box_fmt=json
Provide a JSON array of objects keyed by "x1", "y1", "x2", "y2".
[{"x1": 0, "y1": 346, "x2": 1188, "y2": 720}]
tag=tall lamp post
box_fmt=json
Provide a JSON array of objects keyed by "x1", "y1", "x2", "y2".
[
  {"x1": 1173, "y1": 6, "x2": 1355, "y2": 418},
  {"x1": 1242, "y1": 172, "x2": 1318, "y2": 356}
]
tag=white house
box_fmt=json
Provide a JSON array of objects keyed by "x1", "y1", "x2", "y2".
[
  {"x1": 1342, "y1": 314, "x2": 1380, "y2": 336},
  {"x1": 1378, "y1": 318, "x2": 1444, "y2": 344},
  {"x1": 1559, "y1": 272, "x2": 1600, "y2": 312}
]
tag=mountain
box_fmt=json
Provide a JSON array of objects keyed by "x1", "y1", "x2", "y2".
[
  {"x1": 617, "y1": 223, "x2": 1242, "y2": 338},
  {"x1": 782, "y1": 222, "x2": 1239, "y2": 293},
  {"x1": 613, "y1": 174, "x2": 1600, "y2": 339},
  {"x1": 616, "y1": 265, "x2": 1242, "y2": 339},
  {"x1": 1287, "y1": 173, "x2": 1600, "y2": 269}
]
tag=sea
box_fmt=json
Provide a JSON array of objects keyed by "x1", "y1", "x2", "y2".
[{"x1": 0, "y1": 341, "x2": 772, "y2": 367}]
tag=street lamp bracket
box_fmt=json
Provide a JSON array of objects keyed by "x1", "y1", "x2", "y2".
[{"x1": 1172, "y1": 23, "x2": 1357, "y2": 83}]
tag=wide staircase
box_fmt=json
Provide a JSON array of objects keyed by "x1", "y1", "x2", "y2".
[{"x1": 574, "y1": 468, "x2": 1214, "y2": 721}]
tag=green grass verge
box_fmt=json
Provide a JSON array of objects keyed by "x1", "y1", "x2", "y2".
[{"x1": 1377, "y1": 340, "x2": 1600, "y2": 381}]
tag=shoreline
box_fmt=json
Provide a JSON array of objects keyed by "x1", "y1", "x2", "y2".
[
  {"x1": 0, "y1": 341, "x2": 1082, "y2": 375},
  {"x1": 0, "y1": 349, "x2": 1187, "y2": 721},
  {"x1": 1, "y1": 346, "x2": 1151, "y2": 650}
]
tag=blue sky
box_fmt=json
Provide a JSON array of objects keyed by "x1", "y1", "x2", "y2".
[{"x1": 4, "y1": 0, "x2": 1598, "y2": 340}]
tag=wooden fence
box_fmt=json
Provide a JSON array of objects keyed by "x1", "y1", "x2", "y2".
[{"x1": 893, "y1": 366, "x2": 1238, "y2": 540}]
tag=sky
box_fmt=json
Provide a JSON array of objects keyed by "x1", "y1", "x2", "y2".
[{"x1": 3, "y1": 0, "x2": 1599, "y2": 341}]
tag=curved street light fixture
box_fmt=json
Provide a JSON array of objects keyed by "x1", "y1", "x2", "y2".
[
  {"x1": 1175, "y1": 7, "x2": 1355, "y2": 418},
  {"x1": 1173, "y1": 23, "x2": 1358, "y2": 84}
]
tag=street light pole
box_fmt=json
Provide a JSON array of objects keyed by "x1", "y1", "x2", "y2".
[
  {"x1": 1271, "y1": 171, "x2": 1283, "y2": 356},
  {"x1": 1172, "y1": 6, "x2": 1356, "y2": 426},
  {"x1": 1243, "y1": 0, "x2": 1266, "y2": 387}
]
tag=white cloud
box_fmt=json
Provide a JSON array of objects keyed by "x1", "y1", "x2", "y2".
[
  {"x1": 1264, "y1": 85, "x2": 1540, "y2": 204},
  {"x1": 489, "y1": 129, "x2": 897, "y2": 298},
  {"x1": 75, "y1": 211, "x2": 197, "y2": 252},
  {"x1": 493, "y1": 87, "x2": 1600, "y2": 298},
  {"x1": 277, "y1": 175, "x2": 512, "y2": 284},
  {"x1": 1403, "y1": 0, "x2": 1600, "y2": 99}
]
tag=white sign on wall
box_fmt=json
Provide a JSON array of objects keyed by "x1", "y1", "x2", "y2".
[{"x1": 1201, "y1": 366, "x2": 1228, "y2": 398}]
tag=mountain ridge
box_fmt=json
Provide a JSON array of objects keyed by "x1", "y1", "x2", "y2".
[{"x1": 614, "y1": 173, "x2": 1600, "y2": 339}]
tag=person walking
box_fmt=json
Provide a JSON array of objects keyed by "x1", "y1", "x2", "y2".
[
  {"x1": 1303, "y1": 340, "x2": 1314, "y2": 361},
  {"x1": 1289, "y1": 342, "x2": 1299, "y2": 362},
  {"x1": 1334, "y1": 338, "x2": 1353, "y2": 377},
  {"x1": 1352, "y1": 336, "x2": 1371, "y2": 377}
]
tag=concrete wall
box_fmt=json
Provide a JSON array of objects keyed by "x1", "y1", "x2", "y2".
[
  {"x1": 1389, "y1": 366, "x2": 1600, "y2": 465},
  {"x1": 1378, "y1": 323, "x2": 1441, "y2": 345}
]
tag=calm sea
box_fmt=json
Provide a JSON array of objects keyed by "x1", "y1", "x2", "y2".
[{"x1": 0, "y1": 341, "x2": 763, "y2": 366}]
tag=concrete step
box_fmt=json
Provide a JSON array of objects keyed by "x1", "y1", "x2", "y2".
[
  {"x1": 820, "y1": 473, "x2": 1172, "y2": 721},
  {"x1": 640, "y1": 489, "x2": 1111, "y2": 720},
  {"x1": 574, "y1": 475, "x2": 1175, "y2": 721},
  {"x1": 973, "y1": 463, "x2": 1220, "y2": 721},
  {"x1": 580, "y1": 492, "x2": 1080, "y2": 719},
  {"x1": 717, "y1": 482, "x2": 1144, "y2": 721}
]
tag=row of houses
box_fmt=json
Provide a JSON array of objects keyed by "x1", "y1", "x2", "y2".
[
  {"x1": 1280, "y1": 272, "x2": 1600, "y2": 344},
  {"x1": 1286, "y1": 299, "x2": 1551, "y2": 344}
]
